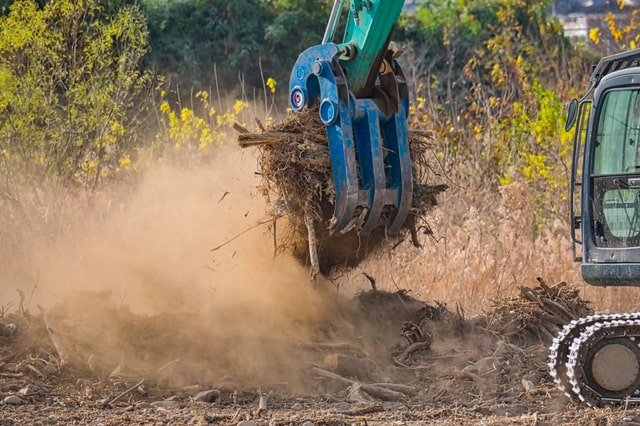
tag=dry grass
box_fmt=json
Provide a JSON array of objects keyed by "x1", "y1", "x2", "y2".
[
  {"x1": 2, "y1": 141, "x2": 640, "y2": 318},
  {"x1": 332, "y1": 179, "x2": 640, "y2": 316}
]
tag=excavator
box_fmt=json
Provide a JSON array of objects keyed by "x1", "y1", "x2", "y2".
[
  {"x1": 288, "y1": 0, "x2": 412, "y2": 237},
  {"x1": 549, "y1": 48, "x2": 640, "y2": 407}
]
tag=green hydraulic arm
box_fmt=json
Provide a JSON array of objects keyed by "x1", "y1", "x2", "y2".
[
  {"x1": 288, "y1": 0, "x2": 410, "y2": 236},
  {"x1": 324, "y1": 0, "x2": 405, "y2": 97}
]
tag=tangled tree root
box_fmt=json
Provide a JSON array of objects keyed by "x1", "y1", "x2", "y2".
[{"x1": 237, "y1": 108, "x2": 447, "y2": 275}]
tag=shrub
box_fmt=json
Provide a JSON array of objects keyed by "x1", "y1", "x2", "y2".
[{"x1": 0, "y1": 0, "x2": 153, "y2": 191}]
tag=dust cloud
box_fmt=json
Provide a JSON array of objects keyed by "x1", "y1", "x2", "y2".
[{"x1": 0, "y1": 147, "x2": 355, "y2": 390}]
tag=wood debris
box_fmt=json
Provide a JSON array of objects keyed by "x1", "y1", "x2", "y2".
[
  {"x1": 488, "y1": 277, "x2": 593, "y2": 345},
  {"x1": 237, "y1": 108, "x2": 447, "y2": 273},
  {"x1": 312, "y1": 366, "x2": 411, "y2": 402}
]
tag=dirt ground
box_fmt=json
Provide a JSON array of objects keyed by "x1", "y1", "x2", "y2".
[
  {"x1": 3, "y1": 283, "x2": 640, "y2": 426},
  {"x1": 1, "y1": 154, "x2": 639, "y2": 426}
]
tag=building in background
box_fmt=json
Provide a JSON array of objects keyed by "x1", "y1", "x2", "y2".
[
  {"x1": 404, "y1": 0, "x2": 640, "y2": 53},
  {"x1": 555, "y1": 0, "x2": 640, "y2": 52}
]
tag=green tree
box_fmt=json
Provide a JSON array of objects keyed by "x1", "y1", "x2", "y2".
[
  {"x1": 0, "y1": 0, "x2": 153, "y2": 190},
  {"x1": 264, "y1": 0, "x2": 330, "y2": 60},
  {"x1": 144, "y1": 0, "x2": 276, "y2": 92}
]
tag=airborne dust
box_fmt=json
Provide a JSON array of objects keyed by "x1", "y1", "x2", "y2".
[
  {"x1": 7, "y1": 143, "x2": 639, "y2": 425},
  {"x1": 0, "y1": 148, "x2": 371, "y2": 391}
]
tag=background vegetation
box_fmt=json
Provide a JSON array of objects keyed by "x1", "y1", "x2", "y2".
[{"x1": 2, "y1": 0, "x2": 640, "y2": 312}]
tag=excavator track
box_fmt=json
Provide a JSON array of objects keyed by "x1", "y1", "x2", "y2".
[{"x1": 549, "y1": 313, "x2": 640, "y2": 407}]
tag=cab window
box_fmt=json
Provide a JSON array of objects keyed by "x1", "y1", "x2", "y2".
[{"x1": 593, "y1": 89, "x2": 640, "y2": 175}]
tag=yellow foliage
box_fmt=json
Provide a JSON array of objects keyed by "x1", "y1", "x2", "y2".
[
  {"x1": 602, "y1": 5, "x2": 640, "y2": 50},
  {"x1": 117, "y1": 154, "x2": 131, "y2": 172},
  {"x1": 119, "y1": 154, "x2": 131, "y2": 167},
  {"x1": 491, "y1": 63, "x2": 504, "y2": 86},
  {"x1": 84, "y1": 160, "x2": 96, "y2": 176},
  {"x1": 157, "y1": 90, "x2": 254, "y2": 158},
  {"x1": 522, "y1": 153, "x2": 551, "y2": 181},
  {"x1": 500, "y1": 173, "x2": 515, "y2": 186},
  {"x1": 606, "y1": 12, "x2": 624, "y2": 42},
  {"x1": 234, "y1": 100, "x2": 248, "y2": 115},
  {"x1": 589, "y1": 28, "x2": 601, "y2": 45},
  {"x1": 111, "y1": 121, "x2": 125, "y2": 136},
  {"x1": 266, "y1": 77, "x2": 277, "y2": 94}
]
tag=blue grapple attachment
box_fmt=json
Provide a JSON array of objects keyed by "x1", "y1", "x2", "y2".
[{"x1": 288, "y1": 0, "x2": 412, "y2": 237}]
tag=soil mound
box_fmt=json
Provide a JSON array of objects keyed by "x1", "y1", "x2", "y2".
[{"x1": 0, "y1": 280, "x2": 606, "y2": 426}]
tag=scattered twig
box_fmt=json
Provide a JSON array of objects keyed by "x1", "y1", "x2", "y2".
[
  {"x1": 108, "y1": 379, "x2": 145, "y2": 406},
  {"x1": 158, "y1": 359, "x2": 181, "y2": 372},
  {"x1": 0, "y1": 372, "x2": 24, "y2": 378},
  {"x1": 26, "y1": 363, "x2": 44, "y2": 378},
  {"x1": 255, "y1": 117, "x2": 266, "y2": 132},
  {"x1": 16, "y1": 289, "x2": 25, "y2": 317},
  {"x1": 231, "y1": 407, "x2": 242, "y2": 422},
  {"x1": 341, "y1": 404, "x2": 385, "y2": 416},
  {"x1": 210, "y1": 218, "x2": 272, "y2": 252},
  {"x1": 39, "y1": 307, "x2": 69, "y2": 365},
  {"x1": 312, "y1": 366, "x2": 408, "y2": 401},
  {"x1": 217, "y1": 191, "x2": 230, "y2": 203},
  {"x1": 256, "y1": 389, "x2": 273, "y2": 415},
  {"x1": 233, "y1": 122, "x2": 250, "y2": 134},
  {"x1": 363, "y1": 273, "x2": 377, "y2": 290},
  {"x1": 312, "y1": 366, "x2": 353, "y2": 385}
]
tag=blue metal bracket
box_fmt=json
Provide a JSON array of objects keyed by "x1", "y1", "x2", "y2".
[{"x1": 289, "y1": 43, "x2": 412, "y2": 236}]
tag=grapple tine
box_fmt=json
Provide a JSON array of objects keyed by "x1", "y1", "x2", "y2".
[
  {"x1": 325, "y1": 106, "x2": 359, "y2": 233},
  {"x1": 356, "y1": 103, "x2": 387, "y2": 236},
  {"x1": 383, "y1": 98, "x2": 413, "y2": 235}
]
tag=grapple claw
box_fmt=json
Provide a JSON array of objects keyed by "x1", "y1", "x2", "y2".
[{"x1": 289, "y1": 43, "x2": 412, "y2": 236}]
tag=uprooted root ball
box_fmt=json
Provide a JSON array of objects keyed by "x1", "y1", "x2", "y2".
[{"x1": 238, "y1": 108, "x2": 447, "y2": 273}]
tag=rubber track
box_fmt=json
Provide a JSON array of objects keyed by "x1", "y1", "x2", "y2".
[{"x1": 548, "y1": 312, "x2": 640, "y2": 407}]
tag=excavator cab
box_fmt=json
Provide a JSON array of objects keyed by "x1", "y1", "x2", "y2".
[
  {"x1": 568, "y1": 49, "x2": 640, "y2": 286},
  {"x1": 288, "y1": 0, "x2": 412, "y2": 236}
]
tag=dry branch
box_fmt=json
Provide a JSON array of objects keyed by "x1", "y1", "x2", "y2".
[
  {"x1": 40, "y1": 308, "x2": 69, "y2": 365},
  {"x1": 312, "y1": 366, "x2": 409, "y2": 401},
  {"x1": 237, "y1": 132, "x2": 294, "y2": 147},
  {"x1": 394, "y1": 341, "x2": 431, "y2": 365},
  {"x1": 108, "y1": 379, "x2": 144, "y2": 406},
  {"x1": 257, "y1": 389, "x2": 273, "y2": 415},
  {"x1": 305, "y1": 202, "x2": 320, "y2": 281},
  {"x1": 341, "y1": 404, "x2": 385, "y2": 416},
  {"x1": 233, "y1": 122, "x2": 250, "y2": 134}
]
